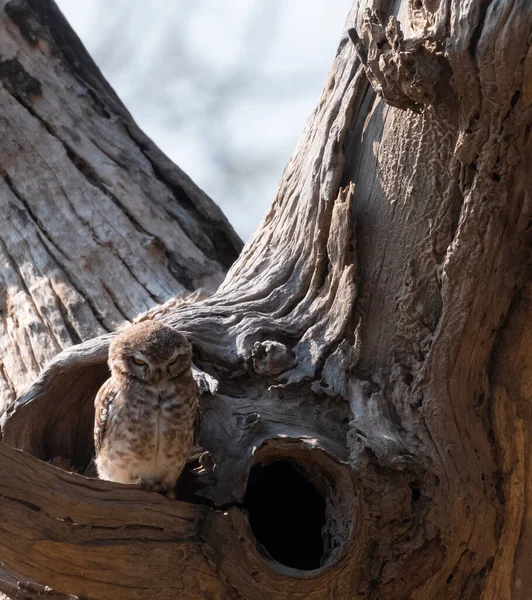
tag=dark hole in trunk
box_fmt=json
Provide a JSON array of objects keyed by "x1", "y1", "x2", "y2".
[{"x1": 243, "y1": 461, "x2": 326, "y2": 570}]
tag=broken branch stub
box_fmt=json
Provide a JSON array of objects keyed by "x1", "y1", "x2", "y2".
[{"x1": 348, "y1": 9, "x2": 447, "y2": 112}]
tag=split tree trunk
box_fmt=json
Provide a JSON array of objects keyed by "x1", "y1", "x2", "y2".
[{"x1": 1, "y1": 1, "x2": 532, "y2": 599}]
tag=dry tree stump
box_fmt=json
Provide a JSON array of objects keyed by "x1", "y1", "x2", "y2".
[{"x1": 1, "y1": 0, "x2": 532, "y2": 599}]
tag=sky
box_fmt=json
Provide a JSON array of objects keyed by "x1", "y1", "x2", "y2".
[{"x1": 54, "y1": 1, "x2": 353, "y2": 240}]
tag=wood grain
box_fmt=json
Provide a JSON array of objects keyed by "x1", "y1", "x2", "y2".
[
  {"x1": 0, "y1": 0, "x2": 242, "y2": 413},
  {"x1": 2, "y1": 0, "x2": 532, "y2": 598}
]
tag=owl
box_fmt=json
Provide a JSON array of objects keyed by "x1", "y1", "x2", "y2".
[{"x1": 94, "y1": 320, "x2": 198, "y2": 496}]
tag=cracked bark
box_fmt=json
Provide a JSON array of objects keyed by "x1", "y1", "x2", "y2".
[
  {"x1": 0, "y1": 0, "x2": 242, "y2": 412},
  {"x1": 1, "y1": 0, "x2": 532, "y2": 599}
]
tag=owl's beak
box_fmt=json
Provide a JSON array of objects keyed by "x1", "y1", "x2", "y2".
[{"x1": 152, "y1": 368, "x2": 163, "y2": 384}]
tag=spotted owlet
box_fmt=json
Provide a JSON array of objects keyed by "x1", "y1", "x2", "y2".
[{"x1": 94, "y1": 320, "x2": 198, "y2": 496}]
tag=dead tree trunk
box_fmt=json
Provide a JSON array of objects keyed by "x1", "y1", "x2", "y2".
[
  {"x1": 0, "y1": 0, "x2": 242, "y2": 413},
  {"x1": 1, "y1": 0, "x2": 532, "y2": 599}
]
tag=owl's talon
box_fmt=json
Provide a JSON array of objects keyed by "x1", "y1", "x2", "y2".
[
  {"x1": 136, "y1": 478, "x2": 156, "y2": 492},
  {"x1": 136, "y1": 479, "x2": 172, "y2": 496}
]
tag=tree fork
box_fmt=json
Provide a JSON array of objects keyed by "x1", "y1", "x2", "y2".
[{"x1": 2, "y1": 0, "x2": 532, "y2": 599}]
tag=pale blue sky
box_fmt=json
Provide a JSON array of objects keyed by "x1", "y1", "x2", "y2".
[{"x1": 55, "y1": 1, "x2": 352, "y2": 239}]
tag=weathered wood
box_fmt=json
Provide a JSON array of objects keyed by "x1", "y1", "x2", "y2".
[
  {"x1": 0, "y1": 0, "x2": 242, "y2": 413},
  {"x1": 0, "y1": 442, "x2": 358, "y2": 600},
  {"x1": 2, "y1": 0, "x2": 532, "y2": 598}
]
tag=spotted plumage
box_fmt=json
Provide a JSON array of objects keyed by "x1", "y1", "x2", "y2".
[{"x1": 94, "y1": 320, "x2": 198, "y2": 495}]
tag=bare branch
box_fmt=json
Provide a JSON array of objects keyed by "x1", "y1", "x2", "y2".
[{"x1": 0, "y1": 443, "x2": 357, "y2": 600}]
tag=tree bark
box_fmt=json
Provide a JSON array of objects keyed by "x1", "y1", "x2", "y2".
[
  {"x1": 0, "y1": 0, "x2": 242, "y2": 413},
  {"x1": 2, "y1": 0, "x2": 532, "y2": 599}
]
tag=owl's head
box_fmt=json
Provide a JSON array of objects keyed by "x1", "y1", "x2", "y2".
[{"x1": 109, "y1": 321, "x2": 192, "y2": 384}]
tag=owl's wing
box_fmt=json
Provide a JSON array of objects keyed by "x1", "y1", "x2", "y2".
[
  {"x1": 93, "y1": 378, "x2": 120, "y2": 454},
  {"x1": 193, "y1": 396, "x2": 203, "y2": 444},
  {"x1": 186, "y1": 386, "x2": 204, "y2": 463}
]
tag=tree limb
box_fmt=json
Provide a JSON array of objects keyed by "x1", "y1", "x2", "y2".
[{"x1": 0, "y1": 442, "x2": 360, "y2": 600}]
